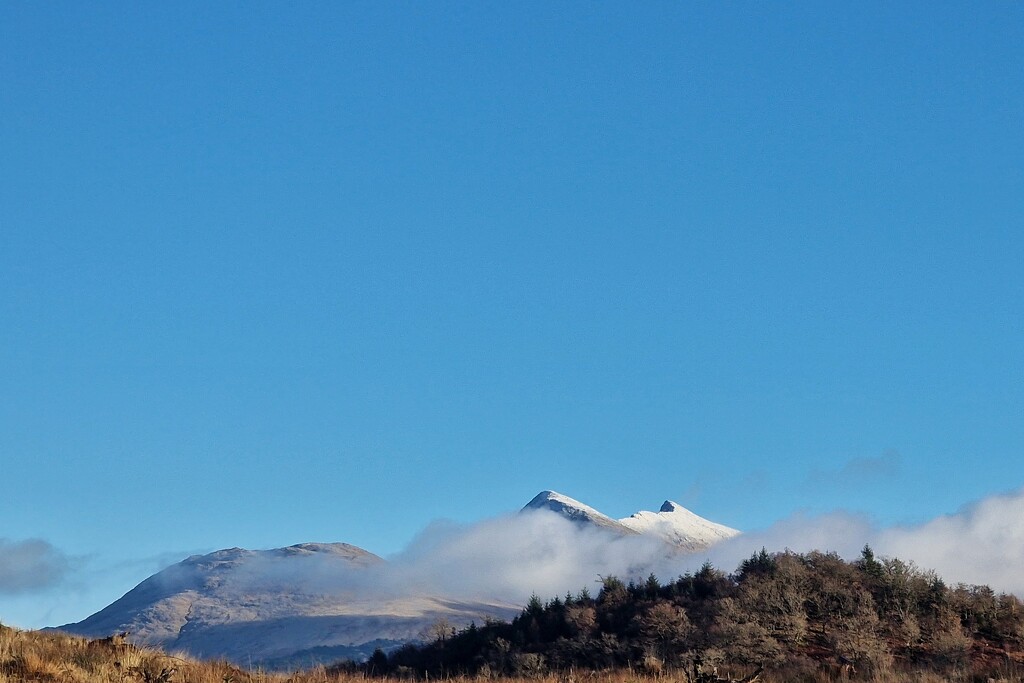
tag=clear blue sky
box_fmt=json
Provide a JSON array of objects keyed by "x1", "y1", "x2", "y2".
[{"x1": 2, "y1": 2, "x2": 1023, "y2": 628}]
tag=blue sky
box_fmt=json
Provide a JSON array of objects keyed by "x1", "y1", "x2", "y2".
[{"x1": 2, "y1": 2, "x2": 1023, "y2": 629}]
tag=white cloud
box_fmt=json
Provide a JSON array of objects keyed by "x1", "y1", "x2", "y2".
[
  {"x1": 0, "y1": 539, "x2": 71, "y2": 595},
  {"x1": 360, "y1": 487, "x2": 1024, "y2": 603},
  {"x1": 191, "y1": 512, "x2": 672, "y2": 605},
  {"x1": 875, "y1": 488, "x2": 1024, "y2": 594},
  {"x1": 384, "y1": 511, "x2": 670, "y2": 601}
]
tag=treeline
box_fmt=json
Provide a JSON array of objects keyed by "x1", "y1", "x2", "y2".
[{"x1": 341, "y1": 548, "x2": 1024, "y2": 681}]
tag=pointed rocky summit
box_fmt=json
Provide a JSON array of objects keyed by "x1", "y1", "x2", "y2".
[{"x1": 523, "y1": 490, "x2": 739, "y2": 551}]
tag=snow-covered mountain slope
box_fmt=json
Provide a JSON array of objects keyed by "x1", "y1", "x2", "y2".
[
  {"x1": 523, "y1": 490, "x2": 739, "y2": 551},
  {"x1": 618, "y1": 500, "x2": 740, "y2": 551},
  {"x1": 57, "y1": 543, "x2": 517, "y2": 668},
  {"x1": 522, "y1": 490, "x2": 640, "y2": 535}
]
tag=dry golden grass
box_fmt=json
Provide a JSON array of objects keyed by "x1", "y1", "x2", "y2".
[
  {"x1": 3, "y1": 622, "x2": 1024, "y2": 683},
  {"x1": 0, "y1": 624, "x2": 257, "y2": 683}
]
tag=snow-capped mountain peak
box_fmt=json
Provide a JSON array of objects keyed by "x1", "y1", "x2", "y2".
[
  {"x1": 523, "y1": 490, "x2": 606, "y2": 521},
  {"x1": 618, "y1": 501, "x2": 739, "y2": 551},
  {"x1": 523, "y1": 490, "x2": 739, "y2": 552},
  {"x1": 522, "y1": 490, "x2": 639, "y2": 534}
]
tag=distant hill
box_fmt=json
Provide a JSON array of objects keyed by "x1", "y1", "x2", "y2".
[{"x1": 56, "y1": 543, "x2": 518, "y2": 668}]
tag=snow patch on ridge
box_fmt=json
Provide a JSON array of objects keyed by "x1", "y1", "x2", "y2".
[
  {"x1": 522, "y1": 491, "x2": 639, "y2": 534},
  {"x1": 523, "y1": 490, "x2": 739, "y2": 552},
  {"x1": 618, "y1": 500, "x2": 740, "y2": 552}
]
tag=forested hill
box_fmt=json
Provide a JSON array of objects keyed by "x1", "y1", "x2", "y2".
[{"x1": 351, "y1": 548, "x2": 1024, "y2": 681}]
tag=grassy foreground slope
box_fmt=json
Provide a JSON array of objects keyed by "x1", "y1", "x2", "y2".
[
  {"x1": 0, "y1": 624, "x2": 254, "y2": 683},
  {"x1": 2, "y1": 617, "x2": 1023, "y2": 683}
]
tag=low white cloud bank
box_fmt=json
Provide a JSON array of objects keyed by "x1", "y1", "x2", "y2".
[
  {"x1": 876, "y1": 489, "x2": 1024, "y2": 594},
  {"x1": 385, "y1": 512, "x2": 670, "y2": 602},
  {"x1": 141, "y1": 487, "x2": 1024, "y2": 612},
  {"x1": 0, "y1": 538, "x2": 71, "y2": 595},
  {"x1": 368, "y1": 487, "x2": 1024, "y2": 604},
  {"x1": 700, "y1": 511, "x2": 877, "y2": 573},
  {"x1": 198, "y1": 513, "x2": 671, "y2": 606},
  {"x1": 689, "y1": 487, "x2": 1024, "y2": 598}
]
